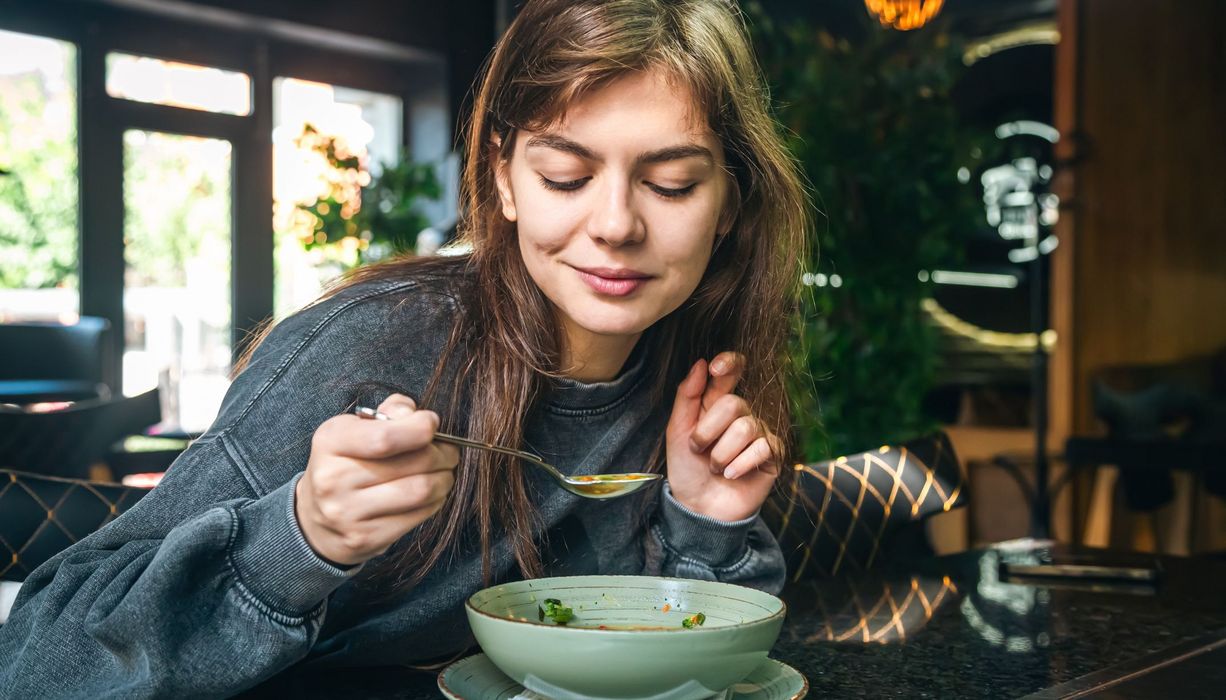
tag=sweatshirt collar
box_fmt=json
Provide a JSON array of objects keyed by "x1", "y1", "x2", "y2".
[{"x1": 544, "y1": 339, "x2": 649, "y2": 414}]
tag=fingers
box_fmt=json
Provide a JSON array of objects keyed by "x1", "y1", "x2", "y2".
[
  {"x1": 350, "y1": 469, "x2": 457, "y2": 520},
  {"x1": 667, "y1": 359, "x2": 708, "y2": 439},
  {"x1": 702, "y1": 351, "x2": 745, "y2": 411},
  {"x1": 707, "y1": 415, "x2": 764, "y2": 473},
  {"x1": 689, "y1": 393, "x2": 751, "y2": 452},
  {"x1": 339, "y1": 442, "x2": 460, "y2": 489},
  {"x1": 377, "y1": 393, "x2": 417, "y2": 417},
  {"x1": 721, "y1": 435, "x2": 781, "y2": 480},
  {"x1": 317, "y1": 405, "x2": 440, "y2": 460}
]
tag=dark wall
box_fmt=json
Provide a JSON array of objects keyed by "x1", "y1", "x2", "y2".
[{"x1": 177, "y1": 0, "x2": 453, "y2": 51}]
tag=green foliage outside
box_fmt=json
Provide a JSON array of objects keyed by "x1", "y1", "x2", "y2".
[
  {"x1": 122, "y1": 132, "x2": 231, "y2": 290},
  {"x1": 295, "y1": 124, "x2": 441, "y2": 268},
  {"x1": 0, "y1": 58, "x2": 78, "y2": 291},
  {"x1": 747, "y1": 4, "x2": 996, "y2": 459},
  {"x1": 1, "y1": 47, "x2": 230, "y2": 295}
]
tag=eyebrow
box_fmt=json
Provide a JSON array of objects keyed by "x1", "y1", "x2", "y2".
[{"x1": 525, "y1": 134, "x2": 714, "y2": 165}]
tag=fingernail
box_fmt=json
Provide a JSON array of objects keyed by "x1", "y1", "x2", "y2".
[
  {"x1": 711, "y1": 359, "x2": 727, "y2": 375},
  {"x1": 723, "y1": 466, "x2": 736, "y2": 479}
]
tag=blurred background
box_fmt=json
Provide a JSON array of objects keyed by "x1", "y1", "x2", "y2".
[{"x1": 1, "y1": 0, "x2": 1223, "y2": 558}]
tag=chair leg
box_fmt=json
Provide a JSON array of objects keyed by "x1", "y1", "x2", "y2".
[
  {"x1": 1130, "y1": 511, "x2": 1157, "y2": 552},
  {"x1": 1154, "y1": 471, "x2": 1194, "y2": 556},
  {"x1": 1051, "y1": 460, "x2": 1075, "y2": 543},
  {"x1": 1201, "y1": 490, "x2": 1226, "y2": 552},
  {"x1": 1083, "y1": 465, "x2": 1118, "y2": 548},
  {"x1": 88, "y1": 463, "x2": 114, "y2": 483}
]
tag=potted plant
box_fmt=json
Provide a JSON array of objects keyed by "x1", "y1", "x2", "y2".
[{"x1": 295, "y1": 124, "x2": 441, "y2": 269}]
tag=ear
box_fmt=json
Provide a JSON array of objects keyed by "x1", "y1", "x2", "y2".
[{"x1": 491, "y1": 135, "x2": 518, "y2": 223}]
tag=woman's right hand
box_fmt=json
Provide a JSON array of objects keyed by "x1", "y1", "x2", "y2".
[{"x1": 295, "y1": 394, "x2": 459, "y2": 567}]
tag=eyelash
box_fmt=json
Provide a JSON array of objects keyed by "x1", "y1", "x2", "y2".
[{"x1": 537, "y1": 176, "x2": 697, "y2": 200}]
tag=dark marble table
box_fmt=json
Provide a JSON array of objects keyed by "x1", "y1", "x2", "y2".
[{"x1": 248, "y1": 542, "x2": 1226, "y2": 699}]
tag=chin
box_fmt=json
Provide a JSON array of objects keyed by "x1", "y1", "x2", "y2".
[{"x1": 566, "y1": 304, "x2": 657, "y2": 337}]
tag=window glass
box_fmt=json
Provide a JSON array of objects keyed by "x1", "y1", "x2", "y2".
[
  {"x1": 0, "y1": 30, "x2": 79, "y2": 322},
  {"x1": 107, "y1": 52, "x2": 251, "y2": 116},
  {"x1": 123, "y1": 130, "x2": 232, "y2": 433}
]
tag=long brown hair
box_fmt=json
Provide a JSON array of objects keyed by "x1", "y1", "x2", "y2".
[{"x1": 241, "y1": 0, "x2": 810, "y2": 591}]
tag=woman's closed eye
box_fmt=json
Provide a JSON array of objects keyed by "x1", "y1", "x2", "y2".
[
  {"x1": 538, "y1": 175, "x2": 590, "y2": 192},
  {"x1": 537, "y1": 174, "x2": 697, "y2": 200},
  {"x1": 644, "y1": 181, "x2": 697, "y2": 199}
]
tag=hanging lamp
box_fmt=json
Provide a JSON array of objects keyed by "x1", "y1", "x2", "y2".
[{"x1": 864, "y1": 0, "x2": 945, "y2": 31}]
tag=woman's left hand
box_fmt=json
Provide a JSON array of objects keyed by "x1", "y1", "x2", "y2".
[{"x1": 665, "y1": 351, "x2": 782, "y2": 522}]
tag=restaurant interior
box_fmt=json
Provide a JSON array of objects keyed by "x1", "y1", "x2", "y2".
[{"x1": 1, "y1": 0, "x2": 1224, "y2": 697}]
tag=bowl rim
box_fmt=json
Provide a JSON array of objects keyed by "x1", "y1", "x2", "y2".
[{"x1": 465, "y1": 574, "x2": 787, "y2": 634}]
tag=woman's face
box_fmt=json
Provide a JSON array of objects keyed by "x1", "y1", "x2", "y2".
[{"x1": 495, "y1": 70, "x2": 730, "y2": 355}]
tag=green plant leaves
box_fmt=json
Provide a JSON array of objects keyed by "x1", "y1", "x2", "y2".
[
  {"x1": 747, "y1": 3, "x2": 995, "y2": 458},
  {"x1": 296, "y1": 125, "x2": 441, "y2": 267}
]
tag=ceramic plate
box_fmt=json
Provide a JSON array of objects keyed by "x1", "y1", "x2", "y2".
[{"x1": 438, "y1": 653, "x2": 808, "y2": 700}]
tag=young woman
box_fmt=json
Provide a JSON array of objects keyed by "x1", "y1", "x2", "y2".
[{"x1": 0, "y1": 0, "x2": 809, "y2": 695}]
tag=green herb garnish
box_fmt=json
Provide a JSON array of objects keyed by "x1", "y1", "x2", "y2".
[
  {"x1": 538, "y1": 598, "x2": 574, "y2": 625},
  {"x1": 681, "y1": 612, "x2": 706, "y2": 629}
]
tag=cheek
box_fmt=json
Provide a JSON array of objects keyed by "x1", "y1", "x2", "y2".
[
  {"x1": 510, "y1": 179, "x2": 579, "y2": 254},
  {"x1": 649, "y1": 204, "x2": 720, "y2": 273}
]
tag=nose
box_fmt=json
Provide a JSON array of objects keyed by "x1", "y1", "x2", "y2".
[{"x1": 588, "y1": 178, "x2": 645, "y2": 247}]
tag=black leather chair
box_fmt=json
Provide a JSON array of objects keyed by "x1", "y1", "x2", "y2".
[
  {"x1": 0, "y1": 316, "x2": 113, "y2": 404},
  {"x1": 764, "y1": 432, "x2": 966, "y2": 580},
  {"x1": 0, "y1": 389, "x2": 162, "y2": 478},
  {"x1": 1067, "y1": 350, "x2": 1226, "y2": 509},
  {"x1": 0, "y1": 469, "x2": 150, "y2": 583}
]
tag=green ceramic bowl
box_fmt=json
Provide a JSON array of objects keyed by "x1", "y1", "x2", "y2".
[{"x1": 465, "y1": 575, "x2": 786, "y2": 700}]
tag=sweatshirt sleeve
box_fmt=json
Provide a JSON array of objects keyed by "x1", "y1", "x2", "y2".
[
  {"x1": 0, "y1": 436, "x2": 359, "y2": 699},
  {"x1": 642, "y1": 482, "x2": 786, "y2": 595}
]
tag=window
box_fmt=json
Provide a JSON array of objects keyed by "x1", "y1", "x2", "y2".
[
  {"x1": 106, "y1": 52, "x2": 251, "y2": 116},
  {"x1": 0, "y1": 29, "x2": 78, "y2": 322},
  {"x1": 123, "y1": 131, "x2": 233, "y2": 432},
  {"x1": 272, "y1": 77, "x2": 403, "y2": 316}
]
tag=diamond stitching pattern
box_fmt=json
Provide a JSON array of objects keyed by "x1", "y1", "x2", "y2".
[
  {"x1": 764, "y1": 433, "x2": 966, "y2": 580},
  {"x1": 0, "y1": 469, "x2": 150, "y2": 581}
]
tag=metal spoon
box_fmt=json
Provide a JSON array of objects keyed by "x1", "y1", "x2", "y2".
[{"x1": 352, "y1": 406, "x2": 661, "y2": 499}]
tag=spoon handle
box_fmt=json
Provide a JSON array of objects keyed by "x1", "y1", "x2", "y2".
[
  {"x1": 352, "y1": 406, "x2": 554, "y2": 472},
  {"x1": 432, "y1": 431, "x2": 552, "y2": 471}
]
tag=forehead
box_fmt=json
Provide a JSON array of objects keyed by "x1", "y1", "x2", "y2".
[{"x1": 533, "y1": 69, "x2": 714, "y2": 147}]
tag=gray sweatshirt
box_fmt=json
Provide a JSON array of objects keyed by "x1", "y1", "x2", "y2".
[{"x1": 0, "y1": 270, "x2": 785, "y2": 699}]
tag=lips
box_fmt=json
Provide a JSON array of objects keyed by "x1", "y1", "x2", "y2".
[{"x1": 573, "y1": 266, "x2": 652, "y2": 297}]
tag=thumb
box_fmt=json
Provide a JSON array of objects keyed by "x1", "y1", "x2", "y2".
[{"x1": 667, "y1": 359, "x2": 708, "y2": 439}]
